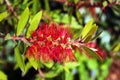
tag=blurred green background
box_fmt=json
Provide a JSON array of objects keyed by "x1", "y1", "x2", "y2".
[{"x1": 0, "y1": 0, "x2": 120, "y2": 80}]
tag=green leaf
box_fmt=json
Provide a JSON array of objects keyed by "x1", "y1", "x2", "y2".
[
  {"x1": 65, "y1": 72, "x2": 74, "y2": 80},
  {"x1": 82, "y1": 46, "x2": 102, "y2": 60},
  {"x1": 26, "y1": 11, "x2": 42, "y2": 38},
  {"x1": 44, "y1": 64, "x2": 63, "y2": 78},
  {"x1": 87, "y1": 24, "x2": 98, "y2": 36},
  {"x1": 83, "y1": 24, "x2": 98, "y2": 43},
  {"x1": 44, "y1": 71, "x2": 58, "y2": 78},
  {"x1": 43, "y1": 62, "x2": 54, "y2": 68},
  {"x1": 0, "y1": 11, "x2": 9, "y2": 22},
  {"x1": 0, "y1": 71, "x2": 7, "y2": 80},
  {"x1": 83, "y1": 35, "x2": 92, "y2": 43},
  {"x1": 113, "y1": 43, "x2": 120, "y2": 52},
  {"x1": 17, "y1": 7, "x2": 29, "y2": 36},
  {"x1": 103, "y1": 1, "x2": 108, "y2": 7},
  {"x1": 87, "y1": 59, "x2": 98, "y2": 70},
  {"x1": 91, "y1": 31, "x2": 103, "y2": 41},
  {"x1": 74, "y1": 0, "x2": 79, "y2": 3},
  {"x1": 14, "y1": 46, "x2": 25, "y2": 71},
  {"x1": 64, "y1": 62, "x2": 79, "y2": 69},
  {"x1": 29, "y1": 57, "x2": 38, "y2": 70},
  {"x1": 23, "y1": 62, "x2": 32, "y2": 76},
  {"x1": 81, "y1": 19, "x2": 93, "y2": 39}
]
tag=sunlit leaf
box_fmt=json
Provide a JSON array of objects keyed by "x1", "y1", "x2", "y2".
[
  {"x1": 14, "y1": 45, "x2": 25, "y2": 71},
  {"x1": 64, "y1": 62, "x2": 79, "y2": 69},
  {"x1": 65, "y1": 71, "x2": 74, "y2": 80},
  {"x1": 0, "y1": 11, "x2": 9, "y2": 22},
  {"x1": 82, "y1": 46, "x2": 102, "y2": 60},
  {"x1": 44, "y1": 71, "x2": 58, "y2": 78},
  {"x1": 87, "y1": 24, "x2": 98, "y2": 36},
  {"x1": 81, "y1": 19, "x2": 93, "y2": 39},
  {"x1": 74, "y1": 0, "x2": 79, "y2": 3},
  {"x1": 103, "y1": 1, "x2": 108, "y2": 7},
  {"x1": 43, "y1": 62, "x2": 54, "y2": 68},
  {"x1": 0, "y1": 71, "x2": 7, "y2": 80},
  {"x1": 87, "y1": 59, "x2": 98, "y2": 70},
  {"x1": 17, "y1": 7, "x2": 29, "y2": 36},
  {"x1": 83, "y1": 24, "x2": 98, "y2": 42},
  {"x1": 23, "y1": 62, "x2": 32, "y2": 75},
  {"x1": 29, "y1": 57, "x2": 38, "y2": 70},
  {"x1": 84, "y1": 35, "x2": 92, "y2": 43},
  {"x1": 26, "y1": 11, "x2": 42, "y2": 38}
]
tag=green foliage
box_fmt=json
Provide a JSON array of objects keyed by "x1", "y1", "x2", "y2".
[
  {"x1": 24, "y1": 62, "x2": 32, "y2": 75},
  {"x1": 14, "y1": 45, "x2": 25, "y2": 71},
  {"x1": 1, "y1": 0, "x2": 120, "y2": 80},
  {"x1": 26, "y1": 11, "x2": 42, "y2": 38},
  {"x1": 49, "y1": 12, "x2": 82, "y2": 29},
  {"x1": 44, "y1": 64, "x2": 64, "y2": 78},
  {"x1": 0, "y1": 11, "x2": 9, "y2": 22},
  {"x1": 81, "y1": 19, "x2": 94, "y2": 39},
  {"x1": 16, "y1": 7, "x2": 29, "y2": 36},
  {"x1": 91, "y1": 31, "x2": 103, "y2": 41},
  {"x1": 82, "y1": 46, "x2": 102, "y2": 60},
  {"x1": 113, "y1": 43, "x2": 120, "y2": 52},
  {"x1": 103, "y1": 1, "x2": 108, "y2": 7},
  {"x1": 43, "y1": 62, "x2": 54, "y2": 68},
  {"x1": 29, "y1": 57, "x2": 39, "y2": 70},
  {"x1": 64, "y1": 62, "x2": 79, "y2": 69},
  {"x1": 0, "y1": 71, "x2": 7, "y2": 80}
]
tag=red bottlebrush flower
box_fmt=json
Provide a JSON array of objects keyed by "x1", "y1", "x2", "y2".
[{"x1": 26, "y1": 23, "x2": 76, "y2": 63}]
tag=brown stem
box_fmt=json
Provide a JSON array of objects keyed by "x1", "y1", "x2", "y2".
[
  {"x1": 55, "y1": 0, "x2": 118, "y2": 9},
  {"x1": 5, "y1": 0, "x2": 19, "y2": 19}
]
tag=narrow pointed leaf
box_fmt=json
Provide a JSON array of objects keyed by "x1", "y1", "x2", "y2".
[
  {"x1": 84, "y1": 35, "x2": 92, "y2": 43},
  {"x1": 26, "y1": 11, "x2": 42, "y2": 38},
  {"x1": 82, "y1": 46, "x2": 102, "y2": 60},
  {"x1": 17, "y1": 7, "x2": 29, "y2": 36},
  {"x1": 14, "y1": 46, "x2": 25, "y2": 71},
  {"x1": 91, "y1": 31, "x2": 103, "y2": 41},
  {"x1": 87, "y1": 24, "x2": 98, "y2": 36},
  {"x1": 83, "y1": 24, "x2": 98, "y2": 43},
  {"x1": 81, "y1": 19, "x2": 93, "y2": 39},
  {"x1": 23, "y1": 62, "x2": 32, "y2": 75},
  {"x1": 43, "y1": 62, "x2": 54, "y2": 68},
  {"x1": 29, "y1": 57, "x2": 38, "y2": 70}
]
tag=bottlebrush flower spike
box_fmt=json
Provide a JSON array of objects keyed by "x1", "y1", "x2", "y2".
[
  {"x1": 26, "y1": 23, "x2": 76, "y2": 63},
  {"x1": 26, "y1": 23, "x2": 104, "y2": 63}
]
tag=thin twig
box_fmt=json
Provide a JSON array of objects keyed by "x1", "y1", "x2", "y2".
[
  {"x1": 11, "y1": 36, "x2": 31, "y2": 45},
  {"x1": 55, "y1": 0, "x2": 119, "y2": 9},
  {"x1": 5, "y1": 0, "x2": 19, "y2": 19},
  {"x1": 38, "y1": 69, "x2": 45, "y2": 78}
]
